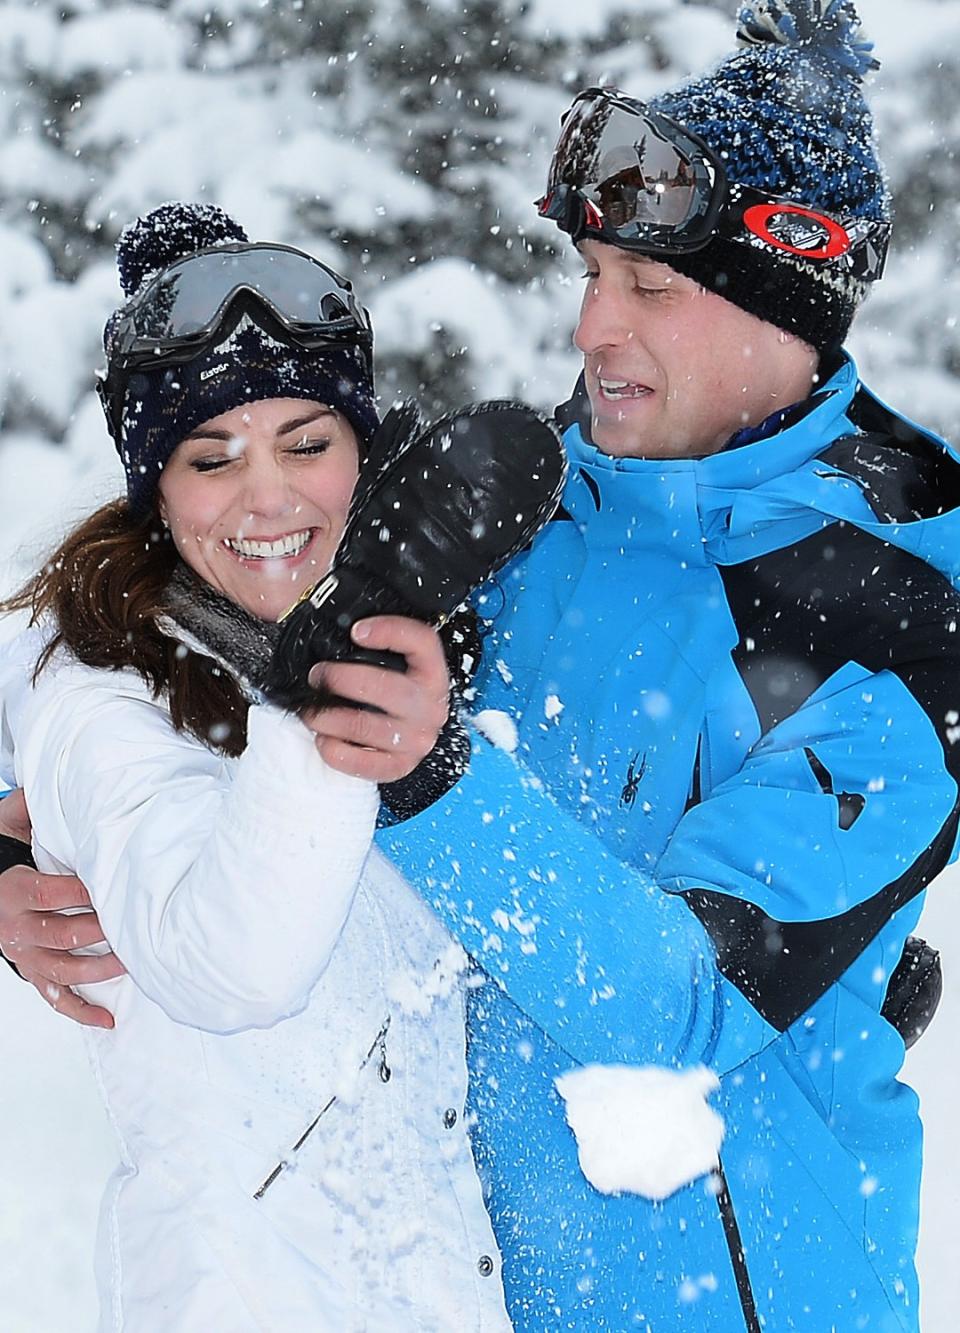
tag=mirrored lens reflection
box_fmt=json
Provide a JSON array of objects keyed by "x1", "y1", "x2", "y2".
[{"x1": 588, "y1": 115, "x2": 698, "y2": 229}]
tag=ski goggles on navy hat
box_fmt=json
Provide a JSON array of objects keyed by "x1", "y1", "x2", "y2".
[
  {"x1": 100, "y1": 241, "x2": 379, "y2": 516},
  {"x1": 536, "y1": 87, "x2": 890, "y2": 350},
  {"x1": 99, "y1": 241, "x2": 374, "y2": 446}
]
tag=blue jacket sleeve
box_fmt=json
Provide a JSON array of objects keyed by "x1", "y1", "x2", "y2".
[
  {"x1": 377, "y1": 734, "x2": 775, "y2": 1073},
  {"x1": 657, "y1": 659, "x2": 958, "y2": 1031}
]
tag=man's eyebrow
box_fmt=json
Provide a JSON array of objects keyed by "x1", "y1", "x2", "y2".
[{"x1": 574, "y1": 241, "x2": 673, "y2": 276}]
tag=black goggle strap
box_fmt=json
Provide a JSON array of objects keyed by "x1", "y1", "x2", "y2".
[
  {"x1": 539, "y1": 179, "x2": 889, "y2": 285},
  {"x1": 720, "y1": 184, "x2": 891, "y2": 283}
]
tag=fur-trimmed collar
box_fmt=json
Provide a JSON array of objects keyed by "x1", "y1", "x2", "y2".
[{"x1": 158, "y1": 563, "x2": 280, "y2": 699}]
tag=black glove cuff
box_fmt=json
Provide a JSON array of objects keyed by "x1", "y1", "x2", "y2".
[
  {"x1": 0, "y1": 833, "x2": 35, "y2": 980},
  {"x1": 263, "y1": 565, "x2": 418, "y2": 711},
  {"x1": 379, "y1": 700, "x2": 471, "y2": 823},
  {"x1": 0, "y1": 832, "x2": 35, "y2": 875}
]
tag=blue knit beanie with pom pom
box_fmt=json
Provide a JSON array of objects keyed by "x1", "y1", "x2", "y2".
[
  {"x1": 103, "y1": 202, "x2": 379, "y2": 517},
  {"x1": 648, "y1": 0, "x2": 891, "y2": 352}
]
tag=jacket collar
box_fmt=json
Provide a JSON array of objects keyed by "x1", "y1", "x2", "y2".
[{"x1": 559, "y1": 356, "x2": 859, "y2": 562}]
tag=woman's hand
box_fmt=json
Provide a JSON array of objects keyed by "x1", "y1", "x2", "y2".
[{"x1": 301, "y1": 616, "x2": 451, "y2": 783}]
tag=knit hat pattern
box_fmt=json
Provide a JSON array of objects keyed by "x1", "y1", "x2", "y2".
[
  {"x1": 648, "y1": 0, "x2": 891, "y2": 352},
  {"x1": 105, "y1": 203, "x2": 378, "y2": 517}
]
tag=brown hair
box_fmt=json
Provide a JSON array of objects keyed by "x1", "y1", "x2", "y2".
[{"x1": 1, "y1": 499, "x2": 248, "y2": 756}]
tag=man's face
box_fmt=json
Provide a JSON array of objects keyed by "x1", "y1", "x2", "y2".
[{"x1": 574, "y1": 240, "x2": 818, "y2": 459}]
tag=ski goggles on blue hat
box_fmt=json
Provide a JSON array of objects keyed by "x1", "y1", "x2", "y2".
[
  {"x1": 98, "y1": 242, "x2": 373, "y2": 443},
  {"x1": 537, "y1": 86, "x2": 890, "y2": 281}
]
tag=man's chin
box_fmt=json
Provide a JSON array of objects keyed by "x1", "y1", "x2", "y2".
[
  {"x1": 591, "y1": 413, "x2": 652, "y2": 459},
  {"x1": 591, "y1": 414, "x2": 721, "y2": 462}
]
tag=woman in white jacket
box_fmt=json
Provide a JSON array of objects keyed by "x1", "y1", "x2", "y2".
[{"x1": 0, "y1": 203, "x2": 510, "y2": 1332}]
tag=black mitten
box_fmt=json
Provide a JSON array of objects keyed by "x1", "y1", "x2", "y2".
[
  {"x1": 262, "y1": 399, "x2": 566, "y2": 711},
  {"x1": 378, "y1": 704, "x2": 472, "y2": 823},
  {"x1": 378, "y1": 606, "x2": 483, "y2": 822}
]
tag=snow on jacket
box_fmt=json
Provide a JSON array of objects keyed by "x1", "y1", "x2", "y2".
[
  {"x1": 379, "y1": 353, "x2": 960, "y2": 1332},
  {"x1": 0, "y1": 625, "x2": 510, "y2": 1333}
]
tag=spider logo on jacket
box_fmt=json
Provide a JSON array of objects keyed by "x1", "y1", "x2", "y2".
[{"x1": 619, "y1": 751, "x2": 648, "y2": 810}]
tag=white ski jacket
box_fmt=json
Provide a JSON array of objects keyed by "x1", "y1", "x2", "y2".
[{"x1": 0, "y1": 626, "x2": 509, "y2": 1333}]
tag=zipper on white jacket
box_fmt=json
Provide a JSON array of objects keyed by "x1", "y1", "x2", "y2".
[{"x1": 253, "y1": 1015, "x2": 392, "y2": 1200}]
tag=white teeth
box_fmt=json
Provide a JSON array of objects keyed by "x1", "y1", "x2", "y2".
[
  {"x1": 226, "y1": 530, "x2": 313, "y2": 560},
  {"x1": 599, "y1": 376, "x2": 650, "y2": 400}
]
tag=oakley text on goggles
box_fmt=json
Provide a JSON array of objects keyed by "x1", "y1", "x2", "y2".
[
  {"x1": 537, "y1": 87, "x2": 889, "y2": 282},
  {"x1": 99, "y1": 242, "x2": 373, "y2": 442}
]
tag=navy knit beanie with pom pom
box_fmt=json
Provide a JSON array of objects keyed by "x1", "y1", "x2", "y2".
[
  {"x1": 103, "y1": 202, "x2": 379, "y2": 517},
  {"x1": 647, "y1": 0, "x2": 891, "y2": 352}
]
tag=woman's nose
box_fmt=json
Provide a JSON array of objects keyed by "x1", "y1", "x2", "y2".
[{"x1": 242, "y1": 458, "x2": 294, "y2": 517}]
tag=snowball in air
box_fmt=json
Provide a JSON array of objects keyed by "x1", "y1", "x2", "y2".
[{"x1": 555, "y1": 1064, "x2": 724, "y2": 1201}]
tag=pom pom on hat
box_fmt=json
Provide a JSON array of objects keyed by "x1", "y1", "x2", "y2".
[
  {"x1": 116, "y1": 202, "x2": 248, "y2": 298},
  {"x1": 736, "y1": 0, "x2": 878, "y2": 80}
]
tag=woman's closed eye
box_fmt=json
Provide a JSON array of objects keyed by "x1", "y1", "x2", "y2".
[
  {"x1": 188, "y1": 438, "x2": 332, "y2": 472},
  {"x1": 286, "y1": 437, "x2": 332, "y2": 457},
  {"x1": 190, "y1": 454, "x2": 232, "y2": 473}
]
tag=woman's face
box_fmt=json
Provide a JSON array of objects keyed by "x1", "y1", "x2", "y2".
[{"x1": 158, "y1": 398, "x2": 360, "y2": 622}]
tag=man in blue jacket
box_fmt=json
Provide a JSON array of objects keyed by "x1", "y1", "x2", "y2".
[
  {"x1": 2, "y1": 3, "x2": 958, "y2": 1329},
  {"x1": 374, "y1": 6, "x2": 960, "y2": 1330}
]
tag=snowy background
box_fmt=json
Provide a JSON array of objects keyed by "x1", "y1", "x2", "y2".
[{"x1": 0, "y1": 0, "x2": 958, "y2": 1327}]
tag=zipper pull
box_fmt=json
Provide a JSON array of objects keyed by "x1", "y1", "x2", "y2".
[{"x1": 377, "y1": 1027, "x2": 392, "y2": 1083}]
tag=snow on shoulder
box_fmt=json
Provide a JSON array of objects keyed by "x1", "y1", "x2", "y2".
[{"x1": 555, "y1": 1064, "x2": 725, "y2": 1201}]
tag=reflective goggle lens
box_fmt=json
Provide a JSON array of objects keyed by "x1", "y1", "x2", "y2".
[
  {"x1": 123, "y1": 245, "x2": 368, "y2": 347},
  {"x1": 545, "y1": 89, "x2": 720, "y2": 249}
]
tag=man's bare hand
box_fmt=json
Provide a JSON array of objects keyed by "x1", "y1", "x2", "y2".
[
  {"x1": 0, "y1": 787, "x2": 31, "y2": 843},
  {"x1": 0, "y1": 796, "x2": 124, "y2": 1028}
]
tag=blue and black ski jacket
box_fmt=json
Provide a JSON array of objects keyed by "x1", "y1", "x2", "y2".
[{"x1": 380, "y1": 353, "x2": 960, "y2": 1332}]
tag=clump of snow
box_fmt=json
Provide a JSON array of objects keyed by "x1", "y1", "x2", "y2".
[
  {"x1": 386, "y1": 942, "x2": 467, "y2": 1018},
  {"x1": 555, "y1": 1064, "x2": 724, "y2": 1201},
  {"x1": 472, "y1": 708, "x2": 519, "y2": 753}
]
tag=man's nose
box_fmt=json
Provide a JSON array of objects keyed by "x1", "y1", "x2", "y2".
[{"x1": 573, "y1": 280, "x2": 631, "y2": 355}]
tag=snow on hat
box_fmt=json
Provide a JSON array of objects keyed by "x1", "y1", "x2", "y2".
[
  {"x1": 104, "y1": 202, "x2": 379, "y2": 517},
  {"x1": 648, "y1": 0, "x2": 891, "y2": 352}
]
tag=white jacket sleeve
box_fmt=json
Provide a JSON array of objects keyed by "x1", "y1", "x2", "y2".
[{"x1": 18, "y1": 667, "x2": 379, "y2": 1033}]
